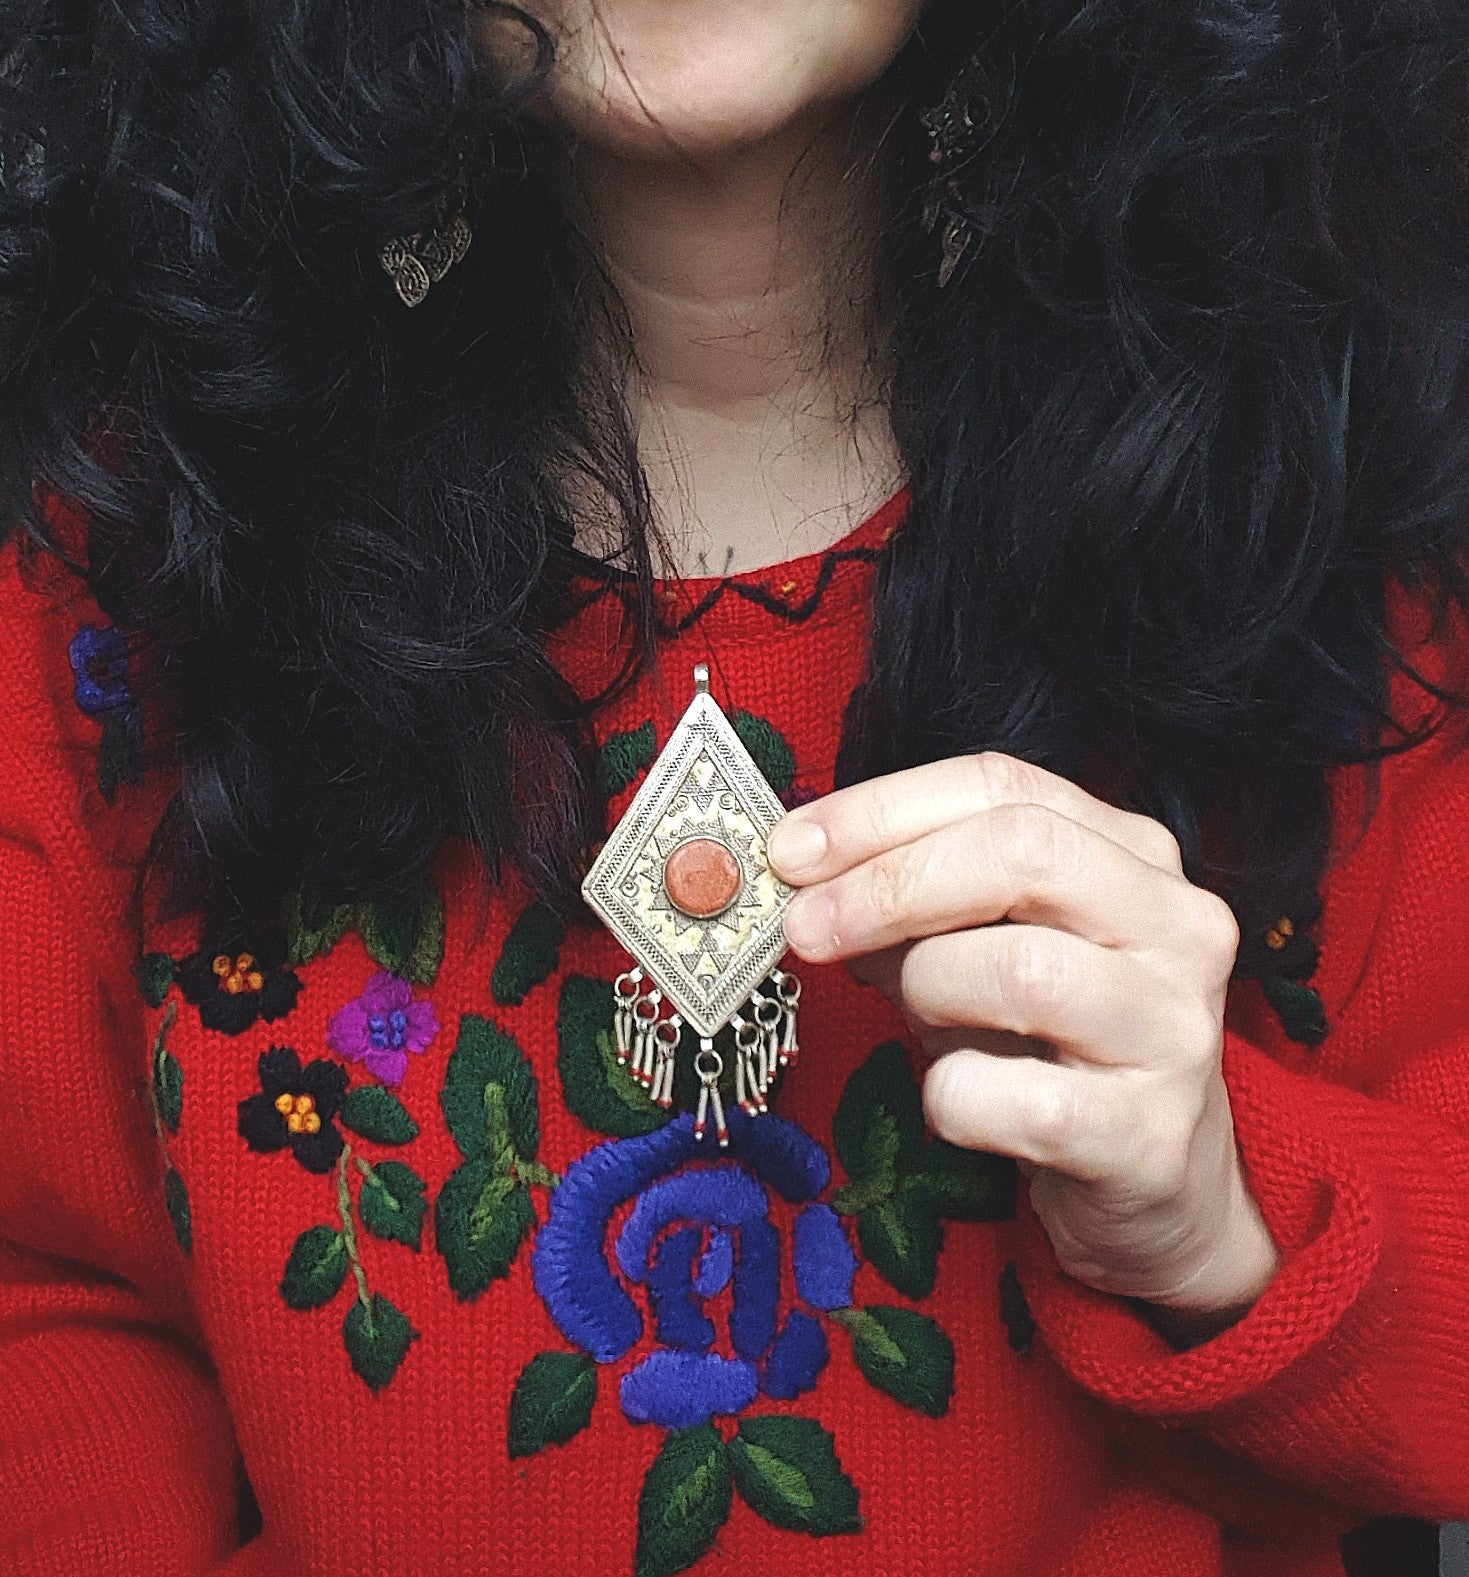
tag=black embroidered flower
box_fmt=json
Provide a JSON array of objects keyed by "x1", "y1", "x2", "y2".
[
  {"x1": 176, "y1": 927, "x2": 303, "y2": 1036},
  {"x1": 1234, "y1": 911, "x2": 1322, "y2": 982},
  {"x1": 238, "y1": 1047, "x2": 349, "y2": 1173}
]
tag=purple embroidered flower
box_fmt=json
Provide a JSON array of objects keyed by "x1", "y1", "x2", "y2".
[
  {"x1": 237, "y1": 1046, "x2": 349, "y2": 1173},
  {"x1": 327, "y1": 971, "x2": 439, "y2": 1087},
  {"x1": 531, "y1": 1107, "x2": 857, "y2": 1431},
  {"x1": 68, "y1": 623, "x2": 132, "y2": 716}
]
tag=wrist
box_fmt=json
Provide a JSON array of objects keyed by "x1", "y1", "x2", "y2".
[{"x1": 1136, "y1": 1182, "x2": 1282, "y2": 1350}]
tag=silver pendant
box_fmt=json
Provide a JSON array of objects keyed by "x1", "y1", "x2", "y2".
[{"x1": 581, "y1": 665, "x2": 803, "y2": 1144}]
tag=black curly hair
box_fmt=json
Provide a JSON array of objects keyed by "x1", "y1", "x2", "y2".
[{"x1": 2, "y1": 0, "x2": 1467, "y2": 1017}]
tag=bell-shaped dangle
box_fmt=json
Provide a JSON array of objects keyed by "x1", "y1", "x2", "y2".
[{"x1": 693, "y1": 1042, "x2": 730, "y2": 1147}]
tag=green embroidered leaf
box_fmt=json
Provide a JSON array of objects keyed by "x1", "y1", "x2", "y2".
[
  {"x1": 150, "y1": 1000, "x2": 182, "y2": 1133},
  {"x1": 163, "y1": 1166, "x2": 193, "y2": 1256},
  {"x1": 832, "y1": 1305, "x2": 955, "y2": 1418},
  {"x1": 342, "y1": 1292, "x2": 419, "y2": 1392},
  {"x1": 1261, "y1": 976, "x2": 1330, "y2": 1046},
  {"x1": 600, "y1": 722, "x2": 657, "y2": 798},
  {"x1": 281, "y1": 881, "x2": 353, "y2": 966},
  {"x1": 435, "y1": 1157, "x2": 537, "y2": 1300},
  {"x1": 135, "y1": 952, "x2": 175, "y2": 1009},
  {"x1": 732, "y1": 710, "x2": 796, "y2": 795},
  {"x1": 556, "y1": 976, "x2": 668, "y2": 1139},
  {"x1": 999, "y1": 1261, "x2": 1037, "y2": 1356},
  {"x1": 280, "y1": 1225, "x2": 350, "y2": 1310},
  {"x1": 729, "y1": 1417, "x2": 860, "y2": 1536},
  {"x1": 154, "y1": 1049, "x2": 184, "y2": 1134},
  {"x1": 635, "y1": 1424, "x2": 732, "y2": 1577},
  {"x1": 441, "y1": 1014, "x2": 541, "y2": 1163},
  {"x1": 508, "y1": 1350, "x2": 598, "y2": 1458},
  {"x1": 358, "y1": 1160, "x2": 428, "y2": 1250},
  {"x1": 832, "y1": 1041, "x2": 925, "y2": 1198},
  {"x1": 341, "y1": 1086, "x2": 420, "y2": 1146},
  {"x1": 905, "y1": 1138, "x2": 1018, "y2": 1222},
  {"x1": 358, "y1": 887, "x2": 446, "y2": 986},
  {"x1": 492, "y1": 901, "x2": 566, "y2": 1007},
  {"x1": 856, "y1": 1189, "x2": 944, "y2": 1301}
]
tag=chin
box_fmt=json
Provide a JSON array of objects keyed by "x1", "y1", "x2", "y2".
[{"x1": 509, "y1": 0, "x2": 929, "y2": 161}]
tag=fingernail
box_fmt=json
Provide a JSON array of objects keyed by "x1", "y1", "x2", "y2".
[
  {"x1": 767, "y1": 818, "x2": 827, "y2": 878},
  {"x1": 782, "y1": 890, "x2": 836, "y2": 959}
]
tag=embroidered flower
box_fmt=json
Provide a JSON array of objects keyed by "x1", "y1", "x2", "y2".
[
  {"x1": 238, "y1": 1046, "x2": 349, "y2": 1173},
  {"x1": 531, "y1": 1108, "x2": 858, "y2": 1430},
  {"x1": 176, "y1": 927, "x2": 303, "y2": 1036},
  {"x1": 68, "y1": 624, "x2": 132, "y2": 715},
  {"x1": 68, "y1": 622, "x2": 145, "y2": 799},
  {"x1": 326, "y1": 971, "x2": 439, "y2": 1087}
]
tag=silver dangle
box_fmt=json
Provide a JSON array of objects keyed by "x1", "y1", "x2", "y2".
[
  {"x1": 693, "y1": 1042, "x2": 729, "y2": 1147},
  {"x1": 630, "y1": 984, "x2": 664, "y2": 1089},
  {"x1": 731, "y1": 1014, "x2": 767, "y2": 1117},
  {"x1": 750, "y1": 990, "x2": 781, "y2": 1090},
  {"x1": 613, "y1": 968, "x2": 643, "y2": 1065},
  {"x1": 650, "y1": 1014, "x2": 681, "y2": 1110},
  {"x1": 771, "y1": 968, "x2": 802, "y2": 1066}
]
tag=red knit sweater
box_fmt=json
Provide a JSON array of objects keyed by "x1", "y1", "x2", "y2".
[{"x1": 2, "y1": 487, "x2": 1468, "y2": 1577}]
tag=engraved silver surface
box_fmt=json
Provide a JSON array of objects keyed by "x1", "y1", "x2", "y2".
[{"x1": 582, "y1": 676, "x2": 794, "y2": 1040}]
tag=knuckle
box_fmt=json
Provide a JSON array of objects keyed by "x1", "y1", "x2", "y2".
[
  {"x1": 994, "y1": 802, "x2": 1076, "y2": 885},
  {"x1": 1130, "y1": 1124, "x2": 1192, "y2": 1199},
  {"x1": 1024, "y1": 1077, "x2": 1084, "y2": 1163},
  {"x1": 972, "y1": 749, "x2": 1043, "y2": 802},
  {"x1": 1174, "y1": 1005, "x2": 1224, "y2": 1072},
  {"x1": 866, "y1": 848, "x2": 917, "y2": 930},
  {"x1": 860, "y1": 785, "x2": 902, "y2": 852},
  {"x1": 1192, "y1": 893, "x2": 1242, "y2": 964},
  {"x1": 1138, "y1": 816, "x2": 1184, "y2": 871},
  {"x1": 998, "y1": 926, "x2": 1070, "y2": 1016}
]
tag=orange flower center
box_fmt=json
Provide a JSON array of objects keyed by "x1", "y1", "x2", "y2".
[
  {"x1": 213, "y1": 952, "x2": 266, "y2": 995},
  {"x1": 1265, "y1": 915, "x2": 1295, "y2": 951},
  {"x1": 274, "y1": 1092, "x2": 322, "y2": 1135}
]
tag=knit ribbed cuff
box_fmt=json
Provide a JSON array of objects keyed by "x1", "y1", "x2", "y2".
[{"x1": 1008, "y1": 1030, "x2": 1384, "y2": 1418}]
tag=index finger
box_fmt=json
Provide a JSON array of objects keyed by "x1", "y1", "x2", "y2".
[{"x1": 766, "y1": 752, "x2": 1183, "y2": 884}]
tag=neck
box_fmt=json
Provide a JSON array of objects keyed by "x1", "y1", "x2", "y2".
[{"x1": 562, "y1": 110, "x2": 904, "y2": 578}]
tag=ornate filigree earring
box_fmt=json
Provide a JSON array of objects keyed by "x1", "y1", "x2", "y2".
[
  {"x1": 378, "y1": 164, "x2": 473, "y2": 307},
  {"x1": 580, "y1": 667, "x2": 804, "y2": 1147},
  {"x1": 919, "y1": 53, "x2": 990, "y2": 288}
]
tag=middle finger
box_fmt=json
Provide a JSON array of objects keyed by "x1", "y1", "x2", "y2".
[{"x1": 782, "y1": 802, "x2": 1196, "y2": 963}]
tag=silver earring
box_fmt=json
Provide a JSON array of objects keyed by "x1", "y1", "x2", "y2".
[
  {"x1": 919, "y1": 55, "x2": 990, "y2": 288},
  {"x1": 379, "y1": 209, "x2": 472, "y2": 307}
]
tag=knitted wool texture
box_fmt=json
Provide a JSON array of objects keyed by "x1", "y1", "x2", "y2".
[{"x1": 0, "y1": 487, "x2": 1467, "y2": 1577}]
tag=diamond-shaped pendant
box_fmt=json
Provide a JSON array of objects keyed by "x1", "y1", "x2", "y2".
[{"x1": 581, "y1": 665, "x2": 803, "y2": 1145}]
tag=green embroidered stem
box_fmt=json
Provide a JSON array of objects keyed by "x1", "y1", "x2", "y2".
[
  {"x1": 484, "y1": 1082, "x2": 559, "y2": 1190},
  {"x1": 335, "y1": 1143, "x2": 372, "y2": 1309},
  {"x1": 830, "y1": 1174, "x2": 891, "y2": 1215},
  {"x1": 485, "y1": 1083, "x2": 516, "y2": 1176}
]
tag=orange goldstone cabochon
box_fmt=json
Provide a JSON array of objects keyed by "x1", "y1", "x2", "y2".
[{"x1": 663, "y1": 837, "x2": 743, "y2": 920}]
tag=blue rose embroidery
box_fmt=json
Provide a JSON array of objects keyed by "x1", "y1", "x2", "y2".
[
  {"x1": 532, "y1": 1109, "x2": 857, "y2": 1431},
  {"x1": 504, "y1": 1025, "x2": 1007, "y2": 1577}
]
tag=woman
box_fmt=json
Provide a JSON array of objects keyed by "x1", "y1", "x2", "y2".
[{"x1": 0, "y1": 1, "x2": 1466, "y2": 1573}]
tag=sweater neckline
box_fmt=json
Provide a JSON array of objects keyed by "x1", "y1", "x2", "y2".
[{"x1": 552, "y1": 485, "x2": 909, "y2": 646}]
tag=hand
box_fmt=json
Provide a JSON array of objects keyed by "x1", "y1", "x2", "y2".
[{"x1": 766, "y1": 753, "x2": 1282, "y2": 1324}]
